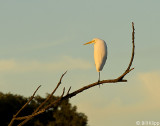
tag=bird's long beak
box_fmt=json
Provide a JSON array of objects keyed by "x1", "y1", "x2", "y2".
[{"x1": 83, "y1": 40, "x2": 95, "y2": 45}]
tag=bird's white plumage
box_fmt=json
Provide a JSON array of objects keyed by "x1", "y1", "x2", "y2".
[
  {"x1": 93, "y1": 38, "x2": 107, "y2": 72},
  {"x1": 83, "y1": 38, "x2": 107, "y2": 72}
]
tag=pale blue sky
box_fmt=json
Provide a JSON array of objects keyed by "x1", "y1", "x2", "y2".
[{"x1": 0, "y1": 0, "x2": 160, "y2": 126}]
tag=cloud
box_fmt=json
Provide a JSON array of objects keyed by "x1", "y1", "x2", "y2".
[
  {"x1": 138, "y1": 71, "x2": 160, "y2": 107},
  {"x1": 0, "y1": 56, "x2": 93, "y2": 73},
  {"x1": 0, "y1": 60, "x2": 16, "y2": 71}
]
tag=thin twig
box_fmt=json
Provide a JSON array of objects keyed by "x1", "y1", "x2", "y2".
[{"x1": 67, "y1": 86, "x2": 71, "y2": 95}]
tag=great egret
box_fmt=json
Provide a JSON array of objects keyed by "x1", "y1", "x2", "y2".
[{"x1": 83, "y1": 38, "x2": 107, "y2": 82}]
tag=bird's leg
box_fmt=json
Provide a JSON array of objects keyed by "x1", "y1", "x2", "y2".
[{"x1": 98, "y1": 72, "x2": 100, "y2": 87}]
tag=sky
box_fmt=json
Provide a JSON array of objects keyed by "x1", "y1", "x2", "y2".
[{"x1": 0, "y1": 0, "x2": 160, "y2": 126}]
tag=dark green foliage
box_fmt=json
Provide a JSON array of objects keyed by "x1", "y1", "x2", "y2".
[{"x1": 0, "y1": 92, "x2": 87, "y2": 126}]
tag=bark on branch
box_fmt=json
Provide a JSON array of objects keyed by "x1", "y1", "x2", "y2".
[{"x1": 8, "y1": 22, "x2": 135, "y2": 126}]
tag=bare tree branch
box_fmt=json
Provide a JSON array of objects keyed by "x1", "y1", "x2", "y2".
[
  {"x1": 8, "y1": 22, "x2": 135, "y2": 126},
  {"x1": 8, "y1": 85, "x2": 41, "y2": 126},
  {"x1": 34, "y1": 71, "x2": 67, "y2": 113},
  {"x1": 117, "y1": 22, "x2": 135, "y2": 80},
  {"x1": 15, "y1": 88, "x2": 65, "y2": 121},
  {"x1": 17, "y1": 71, "x2": 67, "y2": 126},
  {"x1": 17, "y1": 88, "x2": 65, "y2": 126}
]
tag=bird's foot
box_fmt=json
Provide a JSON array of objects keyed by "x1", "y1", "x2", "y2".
[{"x1": 98, "y1": 80, "x2": 100, "y2": 88}]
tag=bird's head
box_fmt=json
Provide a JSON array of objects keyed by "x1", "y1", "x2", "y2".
[{"x1": 83, "y1": 38, "x2": 102, "y2": 45}]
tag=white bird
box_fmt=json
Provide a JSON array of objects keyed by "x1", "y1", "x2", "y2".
[{"x1": 83, "y1": 38, "x2": 107, "y2": 82}]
